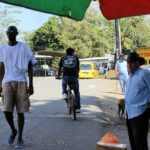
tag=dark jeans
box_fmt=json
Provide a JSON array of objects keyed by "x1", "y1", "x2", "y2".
[
  {"x1": 126, "y1": 109, "x2": 149, "y2": 150},
  {"x1": 62, "y1": 75, "x2": 80, "y2": 109}
]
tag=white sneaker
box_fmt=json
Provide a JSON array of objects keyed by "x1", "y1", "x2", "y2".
[
  {"x1": 62, "y1": 93, "x2": 67, "y2": 99},
  {"x1": 76, "y1": 109, "x2": 81, "y2": 113}
]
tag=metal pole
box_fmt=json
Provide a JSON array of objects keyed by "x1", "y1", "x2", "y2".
[
  {"x1": 45, "y1": 58, "x2": 46, "y2": 77},
  {"x1": 114, "y1": 19, "x2": 122, "y2": 63}
]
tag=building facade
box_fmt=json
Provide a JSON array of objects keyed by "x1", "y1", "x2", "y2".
[{"x1": 136, "y1": 48, "x2": 150, "y2": 65}]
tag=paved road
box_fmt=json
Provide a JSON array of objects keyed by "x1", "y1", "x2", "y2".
[
  {"x1": 0, "y1": 77, "x2": 108, "y2": 150},
  {"x1": 1, "y1": 77, "x2": 149, "y2": 150}
]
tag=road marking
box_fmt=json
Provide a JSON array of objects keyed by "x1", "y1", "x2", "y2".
[
  {"x1": 25, "y1": 114, "x2": 96, "y2": 119},
  {"x1": 47, "y1": 114, "x2": 96, "y2": 118}
]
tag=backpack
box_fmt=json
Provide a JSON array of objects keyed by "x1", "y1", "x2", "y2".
[{"x1": 63, "y1": 56, "x2": 77, "y2": 69}]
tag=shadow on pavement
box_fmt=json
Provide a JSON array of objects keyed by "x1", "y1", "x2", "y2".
[{"x1": 0, "y1": 95, "x2": 110, "y2": 150}]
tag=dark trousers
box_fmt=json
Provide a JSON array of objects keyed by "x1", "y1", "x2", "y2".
[{"x1": 126, "y1": 109, "x2": 149, "y2": 150}]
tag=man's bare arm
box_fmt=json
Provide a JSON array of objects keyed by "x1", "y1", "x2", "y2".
[
  {"x1": 57, "y1": 66, "x2": 61, "y2": 78},
  {"x1": 28, "y1": 61, "x2": 34, "y2": 96},
  {"x1": 115, "y1": 67, "x2": 118, "y2": 78},
  {"x1": 0, "y1": 62, "x2": 4, "y2": 94}
]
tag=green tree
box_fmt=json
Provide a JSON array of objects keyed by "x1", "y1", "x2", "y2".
[
  {"x1": 0, "y1": 6, "x2": 20, "y2": 44},
  {"x1": 30, "y1": 8, "x2": 150, "y2": 60},
  {"x1": 30, "y1": 8, "x2": 114, "y2": 59},
  {"x1": 22, "y1": 31, "x2": 35, "y2": 50},
  {"x1": 31, "y1": 17, "x2": 62, "y2": 51},
  {"x1": 120, "y1": 16, "x2": 150, "y2": 50},
  {"x1": 51, "y1": 56, "x2": 60, "y2": 69},
  {"x1": 59, "y1": 9, "x2": 114, "y2": 58},
  {"x1": 29, "y1": 8, "x2": 150, "y2": 69}
]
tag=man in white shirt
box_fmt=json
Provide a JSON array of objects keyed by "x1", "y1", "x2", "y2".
[{"x1": 0, "y1": 26, "x2": 37, "y2": 148}]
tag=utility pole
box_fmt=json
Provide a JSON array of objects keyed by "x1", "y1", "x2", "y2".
[{"x1": 114, "y1": 19, "x2": 121, "y2": 64}]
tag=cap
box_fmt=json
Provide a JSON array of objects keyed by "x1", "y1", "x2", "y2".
[
  {"x1": 127, "y1": 52, "x2": 145, "y2": 65},
  {"x1": 127, "y1": 52, "x2": 139, "y2": 63}
]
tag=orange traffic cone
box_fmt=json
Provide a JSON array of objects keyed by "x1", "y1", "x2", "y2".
[{"x1": 100, "y1": 131, "x2": 119, "y2": 144}]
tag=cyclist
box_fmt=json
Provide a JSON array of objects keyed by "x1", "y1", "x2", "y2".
[{"x1": 57, "y1": 48, "x2": 81, "y2": 113}]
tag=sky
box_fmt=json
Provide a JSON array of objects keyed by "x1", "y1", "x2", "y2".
[
  {"x1": 0, "y1": 2, "x2": 53, "y2": 32},
  {"x1": 0, "y1": 1, "x2": 99, "y2": 33}
]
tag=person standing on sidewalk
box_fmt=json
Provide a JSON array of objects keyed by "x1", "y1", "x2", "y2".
[
  {"x1": 125, "y1": 52, "x2": 150, "y2": 150},
  {"x1": 115, "y1": 54, "x2": 129, "y2": 94},
  {"x1": 57, "y1": 48, "x2": 81, "y2": 113},
  {"x1": 0, "y1": 26, "x2": 37, "y2": 148}
]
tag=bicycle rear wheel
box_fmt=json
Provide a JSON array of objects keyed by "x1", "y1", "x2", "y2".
[
  {"x1": 68, "y1": 104, "x2": 71, "y2": 115},
  {"x1": 71, "y1": 94, "x2": 76, "y2": 120},
  {"x1": 65, "y1": 92, "x2": 71, "y2": 115},
  {"x1": 67, "y1": 99, "x2": 71, "y2": 115}
]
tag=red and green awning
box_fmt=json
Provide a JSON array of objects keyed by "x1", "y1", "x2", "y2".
[
  {"x1": 100, "y1": 0, "x2": 150, "y2": 19},
  {"x1": 0, "y1": 0, "x2": 92, "y2": 20},
  {"x1": 1, "y1": 0, "x2": 150, "y2": 20}
]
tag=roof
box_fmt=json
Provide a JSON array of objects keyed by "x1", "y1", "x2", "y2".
[
  {"x1": 35, "y1": 55, "x2": 52, "y2": 59},
  {"x1": 79, "y1": 57, "x2": 109, "y2": 61},
  {"x1": 34, "y1": 51, "x2": 65, "y2": 57}
]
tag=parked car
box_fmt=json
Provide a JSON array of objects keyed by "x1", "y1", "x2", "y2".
[
  {"x1": 79, "y1": 63, "x2": 98, "y2": 78},
  {"x1": 33, "y1": 66, "x2": 52, "y2": 76}
]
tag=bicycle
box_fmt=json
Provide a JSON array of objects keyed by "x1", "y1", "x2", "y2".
[
  {"x1": 66, "y1": 81, "x2": 76, "y2": 120},
  {"x1": 56, "y1": 77, "x2": 76, "y2": 120}
]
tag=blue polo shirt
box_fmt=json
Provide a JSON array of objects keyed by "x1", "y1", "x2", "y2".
[
  {"x1": 116, "y1": 60, "x2": 128, "y2": 76},
  {"x1": 125, "y1": 68, "x2": 150, "y2": 119}
]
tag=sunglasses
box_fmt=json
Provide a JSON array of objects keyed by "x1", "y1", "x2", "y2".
[{"x1": 6, "y1": 30, "x2": 14, "y2": 34}]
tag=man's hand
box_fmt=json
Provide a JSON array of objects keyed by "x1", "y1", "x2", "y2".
[{"x1": 27, "y1": 85, "x2": 34, "y2": 96}]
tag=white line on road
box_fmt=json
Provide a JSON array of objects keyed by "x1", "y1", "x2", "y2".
[
  {"x1": 25, "y1": 114, "x2": 97, "y2": 119},
  {"x1": 47, "y1": 114, "x2": 96, "y2": 118},
  {"x1": 0, "y1": 113, "x2": 96, "y2": 119}
]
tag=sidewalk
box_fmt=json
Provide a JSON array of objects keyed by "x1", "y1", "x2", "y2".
[{"x1": 98, "y1": 79, "x2": 150, "y2": 150}]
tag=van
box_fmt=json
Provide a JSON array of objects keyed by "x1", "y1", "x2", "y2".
[{"x1": 79, "y1": 63, "x2": 98, "y2": 78}]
